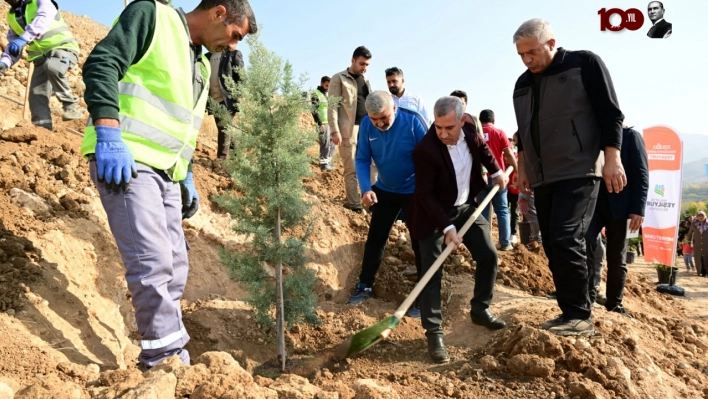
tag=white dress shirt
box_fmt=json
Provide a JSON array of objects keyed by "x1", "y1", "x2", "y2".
[
  {"x1": 443, "y1": 134, "x2": 472, "y2": 234},
  {"x1": 392, "y1": 89, "x2": 430, "y2": 124},
  {"x1": 442, "y1": 132, "x2": 504, "y2": 234}
]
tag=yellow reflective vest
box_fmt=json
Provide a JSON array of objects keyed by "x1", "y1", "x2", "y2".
[
  {"x1": 7, "y1": 0, "x2": 80, "y2": 62},
  {"x1": 81, "y1": 1, "x2": 210, "y2": 182}
]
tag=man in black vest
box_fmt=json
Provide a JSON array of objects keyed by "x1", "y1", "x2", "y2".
[
  {"x1": 647, "y1": 2, "x2": 672, "y2": 39},
  {"x1": 512, "y1": 19, "x2": 626, "y2": 337}
]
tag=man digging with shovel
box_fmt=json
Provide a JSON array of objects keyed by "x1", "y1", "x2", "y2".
[{"x1": 405, "y1": 96, "x2": 508, "y2": 363}]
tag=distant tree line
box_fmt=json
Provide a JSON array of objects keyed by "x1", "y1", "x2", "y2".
[{"x1": 682, "y1": 182, "x2": 708, "y2": 211}]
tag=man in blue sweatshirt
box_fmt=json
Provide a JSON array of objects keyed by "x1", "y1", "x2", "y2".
[{"x1": 347, "y1": 90, "x2": 427, "y2": 315}]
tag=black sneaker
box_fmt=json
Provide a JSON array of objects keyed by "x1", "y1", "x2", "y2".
[
  {"x1": 608, "y1": 305, "x2": 633, "y2": 319},
  {"x1": 343, "y1": 203, "x2": 364, "y2": 213}
]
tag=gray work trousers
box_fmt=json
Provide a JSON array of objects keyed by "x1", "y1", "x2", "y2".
[
  {"x1": 319, "y1": 124, "x2": 335, "y2": 166},
  {"x1": 30, "y1": 48, "x2": 79, "y2": 130},
  {"x1": 522, "y1": 192, "x2": 542, "y2": 243},
  {"x1": 89, "y1": 160, "x2": 190, "y2": 369}
]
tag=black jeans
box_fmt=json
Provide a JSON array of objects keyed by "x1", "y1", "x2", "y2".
[
  {"x1": 359, "y1": 185, "x2": 421, "y2": 286},
  {"x1": 534, "y1": 177, "x2": 600, "y2": 320},
  {"x1": 418, "y1": 203, "x2": 498, "y2": 337},
  {"x1": 215, "y1": 101, "x2": 236, "y2": 159},
  {"x1": 508, "y1": 192, "x2": 519, "y2": 235},
  {"x1": 585, "y1": 189, "x2": 628, "y2": 310}
]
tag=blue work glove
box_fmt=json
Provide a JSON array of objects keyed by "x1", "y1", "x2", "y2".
[
  {"x1": 95, "y1": 125, "x2": 138, "y2": 193},
  {"x1": 8, "y1": 37, "x2": 28, "y2": 57},
  {"x1": 179, "y1": 172, "x2": 199, "y2": 219}
]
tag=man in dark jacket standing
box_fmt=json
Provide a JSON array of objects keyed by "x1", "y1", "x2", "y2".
[
  {"x1": 585, "y1": 125, "x2": 649, "y2": 317},
  {"x1": 512, "y1": 19, "x2": 627, "y2": 336},
  {"x1": 206, "y1": 48, "x2": 244, "y2": 159}
]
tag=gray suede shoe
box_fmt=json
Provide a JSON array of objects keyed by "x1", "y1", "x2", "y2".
[
  {"x1": 548, "y1": 318, "x2": 594, "y2": 336},
  {"x1": 62, "y1": 107, "x2": 86, "y2": 121}
]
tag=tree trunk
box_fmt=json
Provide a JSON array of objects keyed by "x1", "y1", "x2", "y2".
[{"x1": 275, "y1": 207, "x2": 286, "y2": 371}]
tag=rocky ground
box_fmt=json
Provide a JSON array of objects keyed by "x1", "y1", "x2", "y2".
[{"x1": 0, "y1": 4, "x2": 707, "y2": 399}]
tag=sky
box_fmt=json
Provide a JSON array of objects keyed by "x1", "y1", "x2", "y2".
[{"x1": 58, "y1": 0, "x2": 707, "y2": 138}]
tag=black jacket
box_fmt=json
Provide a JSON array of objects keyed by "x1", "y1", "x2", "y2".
[
  {"x1": 407, "y1": 121, "x2": 500, "y2": 240},
  {"x1": 607, "y1": 127, "x2": 649, "y2": 219},
  {"x1": 205, "y1": 49, "x2": 244, "y2": 114},
  {"x1": 647, "y1": 19, "x2": 672, "y2": 38}
]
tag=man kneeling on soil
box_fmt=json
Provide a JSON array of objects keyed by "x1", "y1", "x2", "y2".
[
  {"x1": 347, "y1": 90, "x2": 427, "y2": 319},
  {"x1": 407, "y1": 96, "x2": 507, "y2": 363}
]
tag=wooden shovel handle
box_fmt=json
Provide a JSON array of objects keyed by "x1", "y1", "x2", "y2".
[{"x1": 392, "y1": 166, "x2": 514, "y2": 320}]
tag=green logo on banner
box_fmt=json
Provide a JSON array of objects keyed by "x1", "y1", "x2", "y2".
[{"x1": 654, "y1": 184, "x2": 665, "y2": 197}]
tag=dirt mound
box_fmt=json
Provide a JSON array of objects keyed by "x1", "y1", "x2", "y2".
[
  {"x1": 466, "y1": 308, "x2": 708, "y2": 399},
  {"x1": 498, "y1": 244, "x2": 554, "y2": 296}
]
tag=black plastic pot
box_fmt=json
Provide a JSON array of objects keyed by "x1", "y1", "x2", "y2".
[
  {"x1": 519, "y1": 221, "x2": 530, "y2": 245},
  {"x1": 626, "y1": 251, "x2": 636, "y2": 264},
  {"x1": 657, "y1": 267, "x2": 679, "y2": 285}
]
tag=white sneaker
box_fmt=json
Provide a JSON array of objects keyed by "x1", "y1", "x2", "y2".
[{"x1": 510, "y1": 234, "x2": 518, "y2": 244}]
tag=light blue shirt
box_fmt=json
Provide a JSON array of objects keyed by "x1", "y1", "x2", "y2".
[{"x1": 392, "y1": 89, "x2": 430, "y2": 125}]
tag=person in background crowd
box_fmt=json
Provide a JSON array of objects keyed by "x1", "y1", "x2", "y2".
[
  {"x1": 585, "y1": 125, "x2": 649, "y2": 318},
  {"x1": 1, "y1": 0, "x2": 85, "y2": 130},
  {"x1": 681, "y1": 240, "x2": 695, "y2": 272},
  {"x1": 507, "y1": 132, "x2": 521, "y2": 244},
  {"x1": 206, "y1": 48, "x2": 244, "y2": 159},
  {"x1": 328, "y1": 46, "x2": 374, "y2": 213},
  {"x1": 518, "y1": 189, "x2": 541, "y2": 250},
  {"x1": 385, "y1": 66, "x2": 430, "y2": 124},
  {"x1": 475, "y1": 109, "x2": 518, "y2": 251},
  {"x1": 687, "y1": 211, "x2": 708, "y2": 277},
  {"x1": 311, "y1": 76, "x2": 335, "y2": 172}
]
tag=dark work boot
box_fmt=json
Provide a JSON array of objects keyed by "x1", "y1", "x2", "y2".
[
  {"x1": 427, "y1": 336, "x2": 450, "y2": 364},
  {"x1": 470, "y1": 309, "x2": 506, "y2": 330}
]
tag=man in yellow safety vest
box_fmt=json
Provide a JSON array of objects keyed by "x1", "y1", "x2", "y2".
[{"x1": 80, "y1": 0, "x2": 257, "y2": 370}]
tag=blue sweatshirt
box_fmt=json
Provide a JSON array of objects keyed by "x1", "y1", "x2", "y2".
[{"x1": 355, "y1": 108, "x2": 427, "y2": 195}]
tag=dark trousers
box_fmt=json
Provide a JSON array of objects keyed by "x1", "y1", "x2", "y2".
[
  {"x1": 535, "y1": 177, "x2": 600, "y2": 320},
  {"x1": 585, "y1": 189, "x2": 628, "y2": 310},
  {"x1": 508, "y1": 192, "x2": 519, "y2": 235},
  {"x1": 418, "y1": 203, "x2": 498, "y2": 337},
  {"x1": 215, "y1": 102, "x2": 236, "y2": 159},
  {"x1": 359, "y1": 185, "x2": 421, "y2": 286}
]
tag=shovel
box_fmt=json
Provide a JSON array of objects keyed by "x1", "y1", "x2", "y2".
[{"x1": 334, "y1": 166, "x2": 513, "y2": 359}]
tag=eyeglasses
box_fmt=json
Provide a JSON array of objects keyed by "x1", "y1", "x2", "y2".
[{"x1": 385, "y1": 67, "x2": 403, "y2": 75}]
